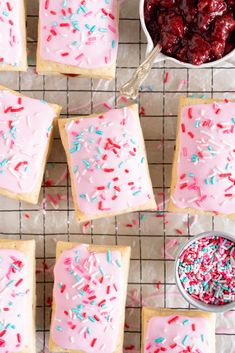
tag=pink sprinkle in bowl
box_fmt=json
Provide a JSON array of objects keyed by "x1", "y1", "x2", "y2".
[{"x1": 175, "y1": 231, "x2": 235, "y2": 313}]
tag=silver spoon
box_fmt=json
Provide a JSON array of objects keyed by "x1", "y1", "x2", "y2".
[{"x1": 120, "y1": 43, "x2": 162, "y2": 100}]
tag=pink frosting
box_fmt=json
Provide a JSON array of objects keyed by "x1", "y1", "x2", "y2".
[
  {"x1": 144, "y1": 315, "x2": 211, "y2": 352},
  {"x1": 51, "y1": 244, "x2": 124, "y2": 352},
  {"x1": 0, "y1": 0, "x2": 23, "y2": 66},
  {"x1": 65, "y1": 107, "x2": 153, "y2": 215},
  {"x1": 0, "y1": 90, "x2": 56, "y2": 194},
  {"x1": 0, "y1": 249, "x2": 30, "y2": 353},
  {"x1": 39, "y1": 0, "x2": 118, "y2": 69},
  {"x1": 172, "y1": 101, "x2": 235, "y2": 214}
]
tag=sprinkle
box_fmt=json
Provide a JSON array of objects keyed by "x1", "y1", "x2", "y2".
[
  {"x1": 107, "y1": 250, "x2": 112, "y2": 263},
  {"x1": 91, "y1": 338, "x2": 97, "y2": 347},
  {"x1": 168, "y1": 315, "x2": 179, "y2": 324},
  {"x1": 103, "y1": 168, "x2": 114, "y2": 173},
  {"x1": 182, "y1": 335, "x2": 189, "y2": 346},
  {"x1": 154, "y1": 337, "x2": 164, "y2": 343},
  {"x1": 188, "y1": 108, "x2": 193, "y2": 119},
  {"x1": 164, "y1": 72, "x2": 169, "y2": 83}
]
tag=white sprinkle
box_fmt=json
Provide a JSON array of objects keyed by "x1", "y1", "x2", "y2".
[{"x1": 67, "y1": 121, "x2": 74, "y2": 130}]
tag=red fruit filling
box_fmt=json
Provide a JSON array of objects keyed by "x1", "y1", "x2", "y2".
[{"x1": 144, "y1": 0, "x2": 235, "y2": 64}]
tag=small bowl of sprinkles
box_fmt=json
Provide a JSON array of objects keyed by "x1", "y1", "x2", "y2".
[{"x1": 175, "y1": 231, "x2": 235, "y2": 313}]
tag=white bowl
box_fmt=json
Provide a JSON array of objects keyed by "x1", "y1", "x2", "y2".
[{"x1": 139, "y1": 0, "x2": 235, "y2": 68}]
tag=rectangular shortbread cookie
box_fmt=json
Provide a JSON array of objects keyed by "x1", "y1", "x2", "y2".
[
  {"x1": 0, "y1": 85, "x2": 62, "y2": 204},
  {"x1": 49, "y1": 241, "x2": 131, "y2": 353},
  {"x1": 142, "y1": 307, "x2": 215, "y2": 353},
  {"x1": 58, "y1": 104, "x2": 156, "y2": 222},
  {"x1": 0, "y1": 239, "x2": 35, "y2": 353},
  {"x1": 169, "y1": 97, "x2": 235, "y2": 218},
  {"x1": 37, "y1": 0, "x2": 119, "y2": 79},
  {"x1": 0, "y1": 0, "x2": 27, "y2": 71}
]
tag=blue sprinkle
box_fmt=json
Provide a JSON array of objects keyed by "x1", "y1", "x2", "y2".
[
  {"x1": 83, "y1": 159, "x2": 90, "y2": 169},
  {"x1": 211, "y1": 176, "x2": 216, "y2": 184},
  {"x1": 133, "y1": 190, "x2": 141, "y2": 196},
  {"x1": 99, "y1": 28, "x2": 108, "y2": 32},
  {"x1": 89, "y1": 126, "x2": 94, "y2": 133},
  {"x1": 115, "y1": 259, "x2": 121, "y2": 267},
  {"x1": 77, "y1": 313, "x2": 84, "y2": 321},
  {"x1": 95, "y1": 130, "x2": 103, "y2": 135},
  {"x1": 88, "y1": 316, "x2": 95, "y2": 323},
  {"x1": 191, "y1": 154, "x2": 199, "y2": 163},
  {"x1": 90, "y1": 25, "x2": 96, "y2": 32},
  {"x1": 47, "y1": 124, "x2": 53, "y2": 132},
  {"x1": 182, "y1": 335, "x2": 189, "y2": 346},
  {"x1": 73, "y1": 165, "x2": 78, "y2": 173},
  {"x1": 74, "y1": 274, "x2": 81, "y2": 282},
  {"x1": 107, "y1": 250, "x2": 112, "y2": 263},
  {"x1": 0, "y1": 159, "x2": 8, "y2": 167},
  {"x1": 99, "y1": 266, "x2": 104, "y2": 275},
  {"x1": 80, "y1": 4, "x2": 86, "y2": 13}
]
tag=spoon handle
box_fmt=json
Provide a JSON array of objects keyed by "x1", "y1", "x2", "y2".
[{"x1": 120, "y1": 44, "x2": 162, "y2": 100}]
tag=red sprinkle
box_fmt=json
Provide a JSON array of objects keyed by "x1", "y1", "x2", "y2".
[
  {"x1": 188, "y1": 107, "x2": 193, "y2": 119},
  {"x1": 45, "y1": 0, "x2": 50, "y2": 9},
  {"x1": 167, "y1": 315, "x2": 179, "y2": 324},
  {"x1": 91, "y1": 338, "x2": 97, "y2": 347},
  {"x1": 103, "y1": 168, "x2": 114, "y2": 173}
]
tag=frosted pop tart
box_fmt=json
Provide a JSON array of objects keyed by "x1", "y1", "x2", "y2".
[
  {"x1": 169, "y1": 97, "x2": 235, "y2": 217},
  {"x1": 0, "y1": 86, "x2": 61, "y2": 204},
  {"x1": 58, "y1": 104, "x2": 156, "y2": 222},
  {"x1": 0, "y1": 0, "x2": 27, "y2": 71},
  {"x1": 0, "y1": 239, "x2": 35, "y2": 353},
  {"x1": 49, "y1": 241, "x2": 131, "y2": 353},
  {"x1": 142, "y1": 307, "x2": 215, "y2": 353},
  {"x1": 37, "y1": 0, "x2": 119, "y2": 79}
]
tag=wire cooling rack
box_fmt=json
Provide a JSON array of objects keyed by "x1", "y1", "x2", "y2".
[{"x1": 0, "y1": 0, "x2": 235, "y2": 352}]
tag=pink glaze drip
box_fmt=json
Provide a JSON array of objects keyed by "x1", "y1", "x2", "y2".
[
  {"x1": 172, "y1": 101, "x2": 235, "y2": 214},
  {"x1": 0, "y1": 1, "x2": 23, "y2": 66},
  {"x1": 51, "y1": 244, "x2": 123, "y2": 352},
  {"x1": 65, "y1": 107, "x2": 153, "y2": 215},
  {"x1": 0, "y1": 90, "x2": 56, "y2": 194},
  {"x1": 0, "y1": 249, "x2": 29, "y2": 353},
  {"x1": 145, "y1": 315, "x2": 211, "y2": 353},
  {"x1": 39, "y1": 0, "x2": 118, "y2": 69}
]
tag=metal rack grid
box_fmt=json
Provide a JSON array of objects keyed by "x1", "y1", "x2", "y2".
[{"x1": 0, "y1": 0, "x2": 235, "y2": 352}]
